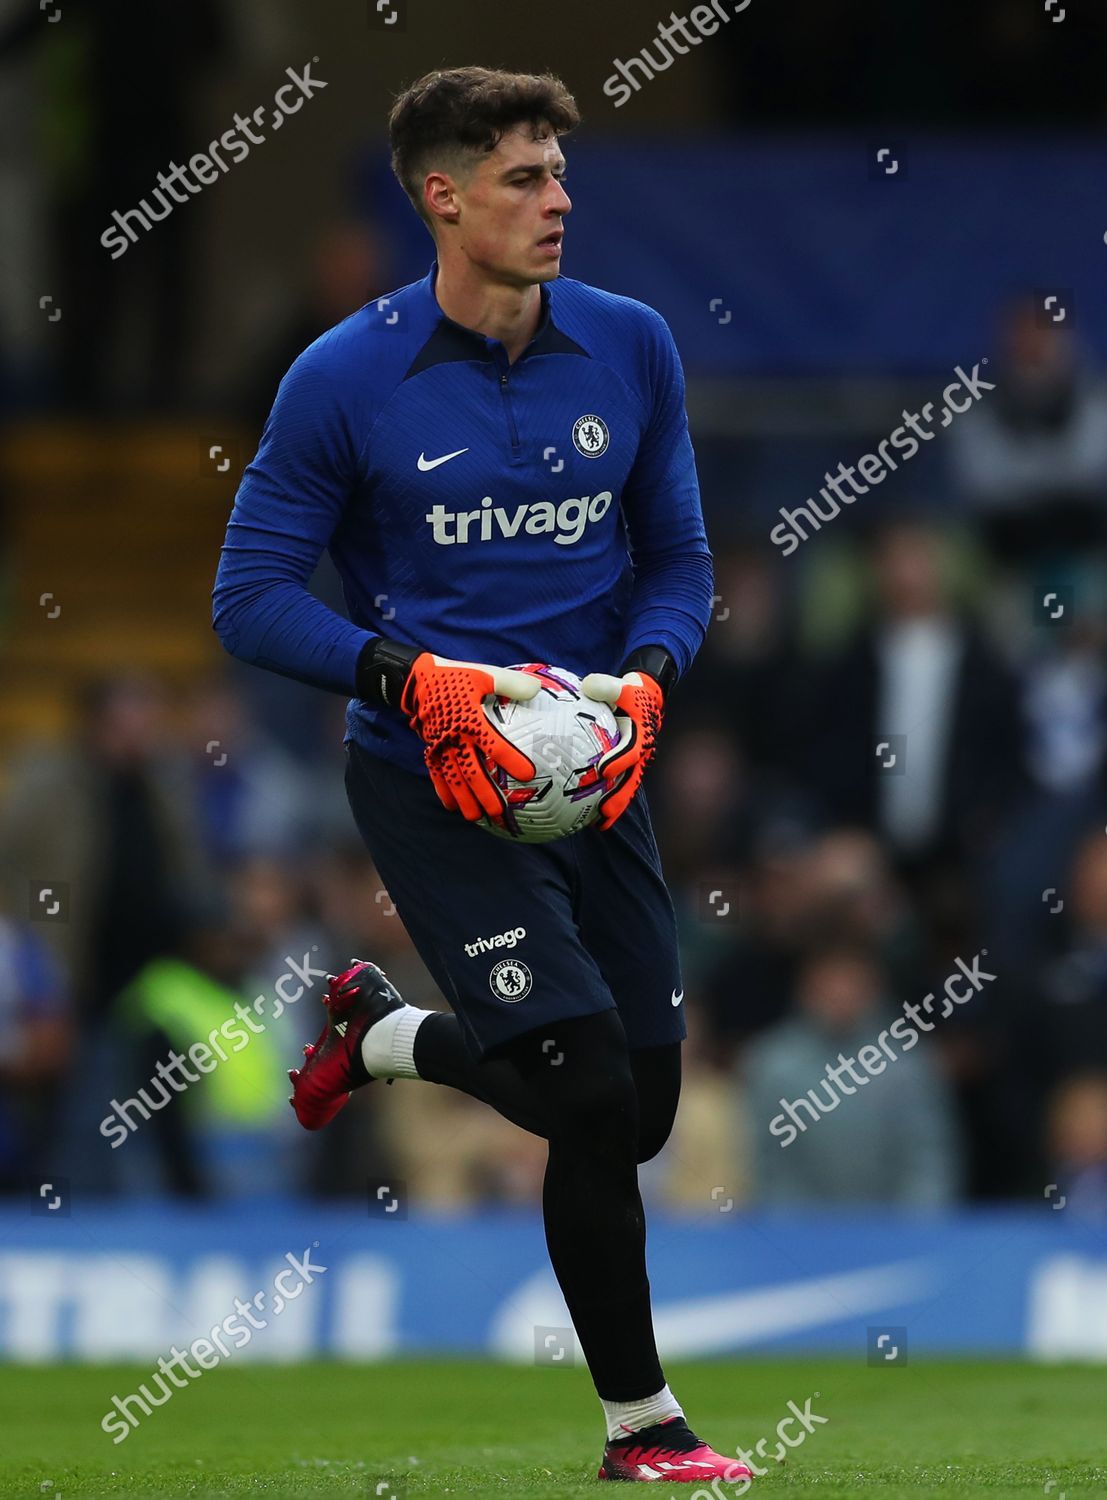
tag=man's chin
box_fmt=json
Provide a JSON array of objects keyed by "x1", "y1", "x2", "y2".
[
  {"x1": 530, "y1": 246, "x2": 565, "y2": 280},
  {"x1": 477, "y1": 252, "x2": 563, "y2": 288}
]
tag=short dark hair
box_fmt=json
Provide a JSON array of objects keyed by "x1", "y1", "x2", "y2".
[{"x1": 389, "y1": 66, "x2": 580, "y2": 224}]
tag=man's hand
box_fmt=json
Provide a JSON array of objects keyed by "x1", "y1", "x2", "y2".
[
  {"x1": 400, "y1": 654, "x2": 540, "y2": 821},
  {"x1": 579, "y1": 670, "x2": 665, "y2": 830}
]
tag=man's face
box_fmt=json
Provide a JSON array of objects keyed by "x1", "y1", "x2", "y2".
[{"x1": 435, "y1": 121, "x2": 571, "y2": 286}]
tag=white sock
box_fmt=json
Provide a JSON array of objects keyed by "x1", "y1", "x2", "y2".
[
  {"x1": 360, "y1": 1005, "x2": 433, "y2": 1080},
  {"x1": 601, "y1": 1384, "x2": 684, "y2": 1443}
]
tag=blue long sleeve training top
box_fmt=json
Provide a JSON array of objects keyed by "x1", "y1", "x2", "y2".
[{"x1": 212, "y1": 260, "x2": 714, "y2": 774}]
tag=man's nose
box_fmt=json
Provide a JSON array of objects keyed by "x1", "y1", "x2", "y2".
[{"x1": 546, "y1": 180, "x2": 571, "y2": 216}]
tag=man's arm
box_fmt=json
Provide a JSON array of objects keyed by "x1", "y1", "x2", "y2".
[
  {"x1": 617, "y1": 306, "x2": 715, "y2": 679},
  {"x1": 211, "y1": 344, "x2": 542, "y2": 818},
  {"x1": 577, "y1": 310, "x2": 714, "y2": 829},
  {"x1": 211, "y1": 343, "x2": 375, "y2": 695}
]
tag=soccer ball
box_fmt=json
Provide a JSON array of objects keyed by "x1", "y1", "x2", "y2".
[{"x1": 478, "y1": 664, "x2": 622, "y2": 842}]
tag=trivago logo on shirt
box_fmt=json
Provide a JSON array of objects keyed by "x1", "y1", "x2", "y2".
[{"x1": 425, "y1": 492, "x2": 614, "y2": 546}]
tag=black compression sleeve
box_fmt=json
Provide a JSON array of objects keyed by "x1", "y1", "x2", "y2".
[
  {"x1": 619, "y1": 645, "x2": 678, "y2": 701},
  {"x1": 354, "y1": 637, "x2": 422, "y2": 707}
]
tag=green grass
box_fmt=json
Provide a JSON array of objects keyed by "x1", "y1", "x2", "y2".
[{"x1": 3, "y1": 1360, "x2": 1103, "y2": 1498}]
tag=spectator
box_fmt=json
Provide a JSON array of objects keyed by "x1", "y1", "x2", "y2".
[
  {"x1": 0, "y1": 908, "x2": 72, "y2": 1191},
  {"x1": 1, "y1": 673, "x2": 214, "y2": 1192},
  {"x1": 1047, "y1": 1074, "x2": 1107, "y2": 1222},
  {"x1": 674, "y1": 545, "x2": 803, "y2": 787},
  {"x1": 0, "y1": 0, "x2": 229, "y2": 409},
  {"x1": 650, "y1": 726, "x2": 749, "y2": 891},
  {"x1": 800, "y1": 520, "x2": 1025, "y2": 909},
  {"x1": 186, "y1": 675, "x2": 311, "y2": 865},
  {"x1": 1014, "y1": 832, "x2": 1107, "y2": 1094},
  {"x1": 238, "y1": 219, "x2": 393, "y2": 430},
  {"x1": 743, "y1": 940, "x2": 961, "y2": 1206},
  {"x1": 107, "y1": 911, "x2": 288, "y2": 1198},
  {"x1": 1022, "y1": 604, "x2": 1107, "y2": 800},
  {"x1": 698, "y1": 823, "x2": 817, "y2": 1063},
  {"x1": 1, "y1": 672, "x2": 212, "y2": 1017},
  {"x1": 949, "y1": 295, "x2": 1107, "y2": 565}
]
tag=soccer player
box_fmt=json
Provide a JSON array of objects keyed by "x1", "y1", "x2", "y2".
[{"x1": 213, "y1": 66, "x2": 750, "y2": 1486}]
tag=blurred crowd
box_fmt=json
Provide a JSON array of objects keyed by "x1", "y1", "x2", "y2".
[{"x1": 3, "y1": 299, "x2": 1107, "y2": 1217}]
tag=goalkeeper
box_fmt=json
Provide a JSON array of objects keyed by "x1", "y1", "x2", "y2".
[{"x1": 212, "y1": 67, "x2": 744, "y2": 1486}]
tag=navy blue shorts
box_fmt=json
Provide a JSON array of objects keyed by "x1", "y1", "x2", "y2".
[{"x1": 344, "y1": 743, "x2": 687, "y2": 1060}]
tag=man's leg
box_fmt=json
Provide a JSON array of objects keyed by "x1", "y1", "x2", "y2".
[
  {"x1": 409, "y1": 1011, "x2": 681, "y2": 1163},
  {"x1": 325, "y1": 751, "x2": 749, "y2": 1478},
  {"x1": 343, "y1": 741, "x2": 675, "y2": 1160},
  {"x1": 495, "y1": 1008, "x2": 666, "y2": 1401}
]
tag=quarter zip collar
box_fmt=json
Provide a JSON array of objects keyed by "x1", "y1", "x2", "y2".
[{"x1": 422, "y1": 259, "x2": 553, "y2": 362}]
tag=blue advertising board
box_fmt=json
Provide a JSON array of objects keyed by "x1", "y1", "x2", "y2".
[{"x1": 2, "y1": 1205, "x2": 1105, "y2": 1363}]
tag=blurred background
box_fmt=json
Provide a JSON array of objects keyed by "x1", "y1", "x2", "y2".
[{"x1": 3, "y1": 0, "x2": 1107, "y2": 1363}]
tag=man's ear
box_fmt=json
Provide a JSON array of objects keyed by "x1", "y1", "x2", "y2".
[{"x1": 424, "y1": 171, "x2": 461, "y2": 226}]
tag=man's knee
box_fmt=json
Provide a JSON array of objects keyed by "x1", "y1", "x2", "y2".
[
  {"x1": 636, "y1": 1106, "x2": 676, "y2": 1164},
  {"x1": 630, "y1": 1042, "x2": 681, "y2": 1162},
  {"x1": 506, "y1": 1012, "x2": 639, "y2": 1151}
]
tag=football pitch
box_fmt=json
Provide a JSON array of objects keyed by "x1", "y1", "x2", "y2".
[{"x1": 5, "y1": 1359, "x2": 1102, "y2": 1498}]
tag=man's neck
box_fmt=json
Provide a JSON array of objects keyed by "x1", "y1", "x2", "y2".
[{"x1": 433, "y1": 258, "x2": 542, "y2": 364}]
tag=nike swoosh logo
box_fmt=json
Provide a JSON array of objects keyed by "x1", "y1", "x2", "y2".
[
  {"x1": 490, "y1": 1258, "x2": 936, "y2": 1359},
  {"x1": 651, "y1": 1259, "x2": 936, "y2": 1357},
  {"x1": 671, "y1": 989, "x2": 684, "y2": 1007},
  {"x1": 418, "y1": 447, "x2": 469, "y2": 471}
]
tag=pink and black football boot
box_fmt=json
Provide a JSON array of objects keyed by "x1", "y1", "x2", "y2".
[
  {"x1": 287, "y1": 960, "x2": 406, "y2": 1130},
  {"x1": 598, "y1": 1417, "x2": 754, "y2": 1484}
]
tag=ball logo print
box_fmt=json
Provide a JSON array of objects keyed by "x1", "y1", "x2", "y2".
[
  {"x1": 571, "y1": 414, "x2": 609, "y2": 457},
  {"x1": 489, "y1": 958, "x2": 533, "y2": 1002},
  {"x1": 477, "y1": 664, "x2": 621, "y2": 842}
]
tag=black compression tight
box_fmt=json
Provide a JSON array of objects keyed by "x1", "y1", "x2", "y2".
[
  {"x1": 412, "y1": 1010, "x2": 681, "y2": 1162},
  {"x1": 413, "y1": 1008, "x2": 680, "y2": 1398}
]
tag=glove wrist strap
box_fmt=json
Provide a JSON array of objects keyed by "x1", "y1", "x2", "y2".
[
  {"x1": 355, "y1": 637, "x2": 422, "y2": 708},
  {"x1": 620, "y1": 646, "x2": 677, "y2": 701}
]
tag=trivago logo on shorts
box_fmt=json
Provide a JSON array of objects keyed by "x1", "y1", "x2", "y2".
[{"x1": 463, "y1": 926, "x2": 527, "y2": 957}]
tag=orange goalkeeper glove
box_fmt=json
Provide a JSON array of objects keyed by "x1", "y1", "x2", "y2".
[
  {"x1": 399, "y1": 654, "x2": 540, "y2": 821},
  {"x1": 579, "y1": 668, "x2": 666, "y2": 831}
]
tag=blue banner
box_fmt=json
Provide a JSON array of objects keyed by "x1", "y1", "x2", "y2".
[{"x1": 2, "y1": 1205, "x2": 1106, "y2": 1362}]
